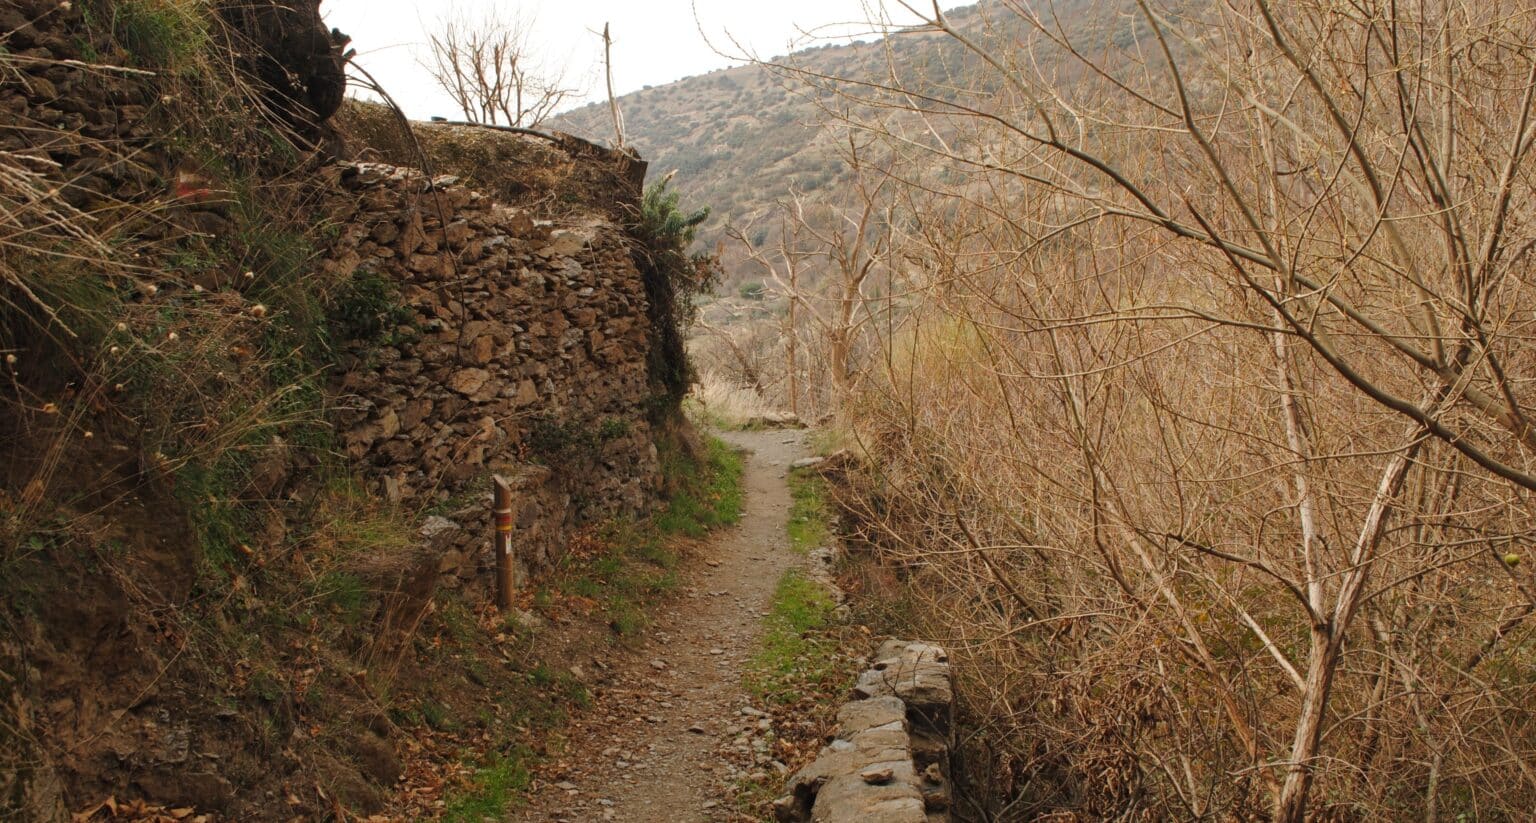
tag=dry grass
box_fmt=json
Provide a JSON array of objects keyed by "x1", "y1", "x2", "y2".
[{"x1": 686, "y1": 370, "x2": 783, "y2": 429}]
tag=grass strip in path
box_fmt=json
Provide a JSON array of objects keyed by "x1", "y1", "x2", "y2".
[
  {"x1": 732, "y1": 462, "x2": 862, "y2": 819},
  {"x1": 745, "y1": 569, "x2": 844, "y2": 705},
  {"x1": 786, "y1": 468, "x2": 832, "y2": 555}
]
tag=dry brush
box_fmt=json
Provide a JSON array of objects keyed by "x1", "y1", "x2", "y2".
[{"x1": 769, "y1": 0, "x2": 1536, "y2": 819}]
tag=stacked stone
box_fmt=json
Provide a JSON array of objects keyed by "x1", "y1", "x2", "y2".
[
  {"x1": 323, "y1": 161, "x2": 662, "y2": 583},
  {"x1": 0, "y1": 1, "x2": 158, "y2": 208},
  {"x1": 775, "y1": 641, "x2": 955, "y2": 823}
]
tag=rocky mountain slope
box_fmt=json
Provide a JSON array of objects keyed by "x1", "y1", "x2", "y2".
[
  {"x1": 552, "y1": 7, "x2": 979, "y2": 254},
  {"x1": 550, "y1": 0, "x2": 1149, "y2": 279}
]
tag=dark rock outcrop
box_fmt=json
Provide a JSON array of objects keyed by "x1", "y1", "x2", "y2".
[{"x1": 217, "y1": 0, "x2": 350, "y2": 141}]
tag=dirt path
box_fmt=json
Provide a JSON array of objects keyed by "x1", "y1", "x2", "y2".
[{"x1": 515, "y1": 428, "x2": 808, "y2": 822}]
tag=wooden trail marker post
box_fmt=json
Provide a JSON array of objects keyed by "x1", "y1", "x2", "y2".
[{"x1": 493, "y1": 475, "x2": 514, "y2": 611}]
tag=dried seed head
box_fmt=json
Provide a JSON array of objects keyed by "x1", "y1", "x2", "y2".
[
  {"x1": 116, "y1": 322, "x2": 128, "y2": 332},
  {"x1": 109, "y1": 346, "x2": 121, "y2": 355},
  {"x1": 4, "y1": 353, "x2": 15, "y2": 365},
  {"x1": 41, "y1": 402, "x2": 57, "y2": 414},
  {"x1": 244, "y1": 271, "x2": 255, "y2": 280},
  {"x1": 250, "y1": 304, "x2": 269, "y2": 318},
  {"x1": 83, "y1": 431, "x2": 94, "y2": 439},
  {"x1": 144, "y1": 284, "x2": 158, "y2": 296},
  {"x1": 166, "y1": 332, "x2": 179, "y2": 341}
]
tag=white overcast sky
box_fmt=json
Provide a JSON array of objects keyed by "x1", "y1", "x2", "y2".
[{"x1": 323, "y1": 0, "x2": 934, "y2": 119}]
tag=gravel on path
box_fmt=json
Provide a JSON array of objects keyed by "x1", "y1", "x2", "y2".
[{"x1": 514, "y1": 428, "x2": 809, "y2": 822}]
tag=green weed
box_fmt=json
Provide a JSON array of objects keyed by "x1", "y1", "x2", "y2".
[
  {"x1": 313, "y1": 571, "x2": 368, "y2": 624},
  {"x1": 523, "y1": 416, "x2": 635, "y2": 464},
  {"x1": 634, "y1": 178, "x2": 722, "y2": 407},
  {"x1": 525, "y1": 418, "x2": 600, "y2": 462},
  {"x1": 326, "y1": 267, "x2": 415, "y2": 346},
  {"x1": 655, "y1": 436, "x2": 744, "y2": 537},
  {"x1": 529, "y1": 665, "x2": 592, "y2": 709},
  {"x1": 425, "y1": 473, "x2": 492, "y2": 518},
  {"x1": 420, "y1": 699, "x2": 455, "y2": 732},
  {"x1": 86, "y1": 0, "x2": 209, "y2": 68},
  {"x1": 437, "y1": 597, "x2": 480, "y2": 651},
  {"x1": 607, "y1": 600, "x2": 648, "y2": 636},
  {"x1": 745, "y1": 569, "x2": 844, "y2": 705},
  {"x1": 598, "y1": 417, "x2": 631, "y2": 441},
  {"x1": 441, "y1": 748, "x2": 534, "y2": 822},
  {"x1": 174, "y1": 448, "x2": 261, "y2": 570},
  {"x1": 787, "y1": 470, "x2": 831, "y2": 555},
  {"x1": 248, "y1": 669, "x2": 284, "y2": 703}
]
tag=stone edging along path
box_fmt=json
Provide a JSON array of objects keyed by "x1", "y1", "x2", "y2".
[{"x1": 772, "y1": 639, "x2": 955, "y2": 823}]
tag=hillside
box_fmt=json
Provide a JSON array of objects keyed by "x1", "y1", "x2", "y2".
[
  {"x1": 551, "y1": 0, "x2": 1156, "y2": 291},
  {"x1": 550, "y1": 6, "x2": 985, "y2": 255}
]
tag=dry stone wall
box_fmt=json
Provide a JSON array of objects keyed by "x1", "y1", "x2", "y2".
[
  {"x1": 775, "y1": 640, "x2": 956, "y2": 823},
  {"x1": 0, "y1": 1, "x2": 158, "y2": 200},
  {"x1": 2, "y1": 4, "x2": 671, "y2": 818},
  {"x1": 321, "y1": 160, "x2": 663, "y2": 585}
]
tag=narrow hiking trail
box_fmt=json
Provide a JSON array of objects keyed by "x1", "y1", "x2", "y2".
[{"x1": 515, "y1": 428, "x2": 810, "y2": 822}]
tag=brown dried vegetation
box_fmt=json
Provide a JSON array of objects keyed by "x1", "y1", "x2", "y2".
[{"x1": 752, "y1": 0, "x2": 1536, "y2": 819}]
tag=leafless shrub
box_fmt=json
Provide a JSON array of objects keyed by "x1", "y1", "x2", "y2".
[
  {"x1": 768, "y1": 0, "x2": 1536, "y2": 819},
  {"x1": 728, "y1": 140, "x2": 908, "y2": 421}
]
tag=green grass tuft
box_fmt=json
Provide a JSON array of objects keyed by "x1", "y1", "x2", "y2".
[
  {"x1": 86, "y1": 0, "x2": 209, "y2": 69},
  {"x1": 313, "y1": 571, "x2": 369, "y2": 625},
  {"x1": 173, "y1": 446, "x2": 261, "y2": 571},
  {"x1": 656, "y1": 436, "x2": 744, "y2": 537},
  {"x1": 787, "y1": 470, "x2": 831, "y2": 555},
  {"x1": 745, "y1": 569, "x2": 843, "y2": 705},
  {"x1": 529, "y1": 665, "x2": 592, "y2": 708},
  {"x1": 441, "y1": 748, "x2": 534, "y2": 822}
]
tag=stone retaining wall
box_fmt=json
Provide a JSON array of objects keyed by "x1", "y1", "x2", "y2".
[
  {"x1": 775, "y1": 640, "x2": 955, "y2": 822},
  {"x1": 322, "y1": 159, "x2": 664, "y2": 586}
]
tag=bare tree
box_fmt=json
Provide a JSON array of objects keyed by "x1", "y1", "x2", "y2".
[
  {"x1": 732, "y1": 144, "x2": 899, "y2": 417},
  {"x1": 601, "y1": 23, "x2": 627, "y2": 150},
  {"x1": 423, "y1": 9, "x2": 576, "y2": 128}
]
